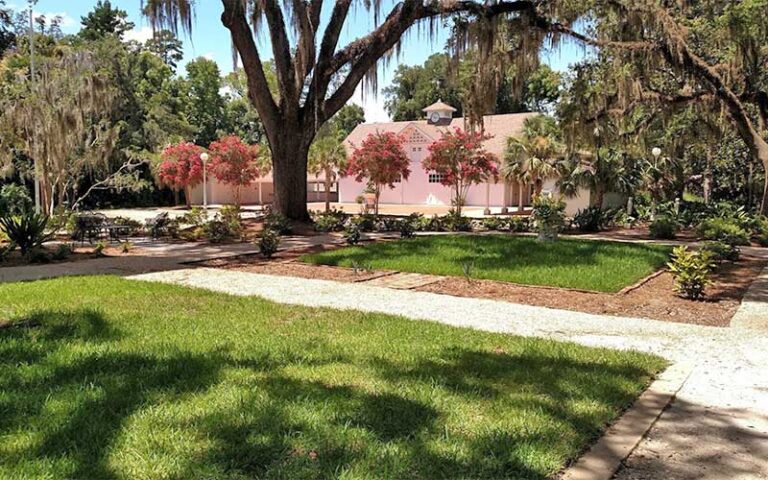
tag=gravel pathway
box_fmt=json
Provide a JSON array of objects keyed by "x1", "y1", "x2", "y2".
[{"x1": 130, "y1": 267, "x2": 768, "y2": 480}]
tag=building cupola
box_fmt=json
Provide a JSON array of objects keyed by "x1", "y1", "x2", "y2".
[{"x1": 423, "y1": 100, "x2": 457, "y2": 125}]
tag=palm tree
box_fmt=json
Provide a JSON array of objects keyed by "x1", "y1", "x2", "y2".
[
  {"x1": 502, "y1": 116, "x2": 562, "y2": 211},
  {"x1": 308, "y1": 126, "x2": 348, "y2": 213}
]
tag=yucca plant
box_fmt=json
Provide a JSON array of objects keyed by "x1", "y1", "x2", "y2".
[{"x1": 0, "y1": 210, "x2": 54, "y2": 256}]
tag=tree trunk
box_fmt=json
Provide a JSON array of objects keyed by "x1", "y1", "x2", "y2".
[
  {"x1": 595, "y1": 187, "x2": 605, "y2": 210},
  {"x1": 518, "y1": 182, "x2": 525, "y2": 212},
  {"x1": 184, "y1": 186, "x2": 191, "y2": 208},
  {"x1": 269, "y1": 135, "x2": 312, "y2": 221}
]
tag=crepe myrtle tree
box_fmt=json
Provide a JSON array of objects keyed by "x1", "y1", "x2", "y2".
[
  {"x1": 346, "y1": 131, "x2": 410, "y2": 215},
  {"x1": 157, "y1": 142, "x2": 205, "y2": 208},
  {"x1": 422, "y1": 128, "x2": 498, "y2": 215},
  {"x1": 209, "y1": 135, "x2": 269, "y2": 207},
  {"x1": 140, "y1": 0, "x2": 548, "y2": 220}
]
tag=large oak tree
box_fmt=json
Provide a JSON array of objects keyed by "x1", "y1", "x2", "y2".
[{"x1": 141, "y1": 0, "x2": 543, "y2": 220}]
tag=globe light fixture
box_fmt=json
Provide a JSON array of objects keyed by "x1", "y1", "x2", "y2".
[{"x1": 652, "y1": 147, "x2": 662, "y2": 159}]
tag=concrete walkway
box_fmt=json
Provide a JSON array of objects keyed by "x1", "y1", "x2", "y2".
[{"x1": 129, "y1": 268, "x2": 768, "y2": 480}]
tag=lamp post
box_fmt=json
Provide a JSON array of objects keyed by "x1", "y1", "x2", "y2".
[
  {"x1": 650, "y1": 147, "x2": 662, "y2": 220},
  {"x1": 200, "y1": 152, "x2": 210, "y2": 210}
]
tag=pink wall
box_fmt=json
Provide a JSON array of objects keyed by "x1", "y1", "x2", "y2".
[{"x1": 338, "y1": 144, "x2": 507, "y2": 207}]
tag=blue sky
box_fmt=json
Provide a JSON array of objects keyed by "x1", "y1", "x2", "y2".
[{"x1": 14, "y1": 0, "x2": 586, "y2": 122}]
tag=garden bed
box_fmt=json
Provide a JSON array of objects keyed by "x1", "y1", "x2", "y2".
[
  {"x1": 300, "y1": 235, "x2": 671, "y2": 293},
  {"x1": 0, "y1": 243, "x2": 142, "y2": 268},
  {"x1": 0, "y1": 276, "x2": 665, "y2": 479},
  {"x1": 206, "y1": 237, "x2": 764, "y2": 327},
  {"x1": 417, "y1": 255, "x2": 765, "y2": 327}
]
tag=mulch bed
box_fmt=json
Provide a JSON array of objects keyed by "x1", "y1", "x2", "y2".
[
  {"x1": 417, "y1": 256, "x2": 765, "y2": 327},
  {"x1": 207, "y1": 246, "x2": 766, "y2": 327},
  {"x1": 0, "y1": 244, "x2": 139, "y2": 268}
]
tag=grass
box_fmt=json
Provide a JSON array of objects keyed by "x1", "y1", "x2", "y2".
[
  {"x1": 302, "y1": 235, "x2": 671, "y2": 292},
  {"x1": 0, "y1": 276, "x2": 665, "y2": 479}
]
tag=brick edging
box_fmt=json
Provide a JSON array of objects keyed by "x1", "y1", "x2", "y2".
[{"x1": 559, "y1": 361, "x2": 695, "y2": 480}]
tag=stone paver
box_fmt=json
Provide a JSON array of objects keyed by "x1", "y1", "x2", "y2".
[
  {"x1": 361, "y1": 271, "x2": 443, "y2": 289},
  {"x1": 129, "y1": 268, "x2": 768, "y2": 480}
]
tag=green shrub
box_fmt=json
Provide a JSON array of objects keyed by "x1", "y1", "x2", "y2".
[
  {"x1": 649, "y1": 216, "x2": 678, "y2": 240},
  {"x1": 572, "y1": 206, "x2": 606, "y2": 232},
  {"x1": 667, "y1": 246, "x2": 715, "y2": 300},
  {"x1": 509, "y1": 216, "x2": 531, "y2": 233},
  {"x1": 263, "y1": 209, "x2": 292, "y2": 235},
  {"x1": 700, "y1": 240, "x2": 740, "y2": 262},
  {"x1": 179, "y1": 207, "x2": 209, "y2": 227},
  {"x1": 696, "y1": 218, "x2": 750, "y2": 246},
  {"x1": 532, "y1": 196, "x2": 566, "y2": 241},
  {"x1": 204, "y1": 207, "x2": 243, "y2": 242},
  {"x1": 27, "y1": 248, "x2": 50, "y2": 264},
  {"x1": 344, "y1": 223, "x2": 362, "y2": 245},
  {"x1": 0, "y1": 209, "x2": 54, "y2": 256},
  {"x1": 312, "y1": 209, "x2": 347, "y2": 232},
  {"x1": 482, "y1": 216, "x2": 505, "y2": 231},
  {"x1": 94, "y1": 240, "x2": 107, "y2": 257},
  {"x1": 52, "y1": 243, "x2": 74, "y2": 261},
  {"x1": 121, "y1": 241, "x2": 134, "y2": 254},
  {"x1": 354, "y1": 214, "x2": 377, "y2": 232},
  {"x1": 257, "y1": 229, "x2": 280, "y2": 258},
  {"x1": 0, "y1": 184, "x2": 33, "y2": 216},
  {"x1": 443, "y1": 210, "x2": 473, "y2": 232},
  {"x1": 399, "y1": 218, "x2": 416, "y2": 238}
]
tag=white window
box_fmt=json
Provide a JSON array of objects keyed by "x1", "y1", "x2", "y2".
[{"x1": 428, "y1": 173, "x2": 445, "y2": 183}]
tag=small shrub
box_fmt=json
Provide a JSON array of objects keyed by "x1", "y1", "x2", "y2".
[
  {"x1": 312, "y1": 209, "x2": 347, "y2": 232},
  {"x1": 572, "y1": 206, "x2": 606, "y2": 232},
  {"x1": 424, "y1": 214, "x2": 445, "y2": 232},
  {"x1": 649, "y1": 216, "x2": 678, "y2": 240},
  {"x1": 509, "y1": 216, "x2": 531, "y2": 233},
  {"x1": 180, "y1": 207, "x2": 209, "y2": 228},
  {"x1": 350, "y1": 260, "x2": 374, "y2": 274},
  {"x1": 399, "y1": 218, "x2": 416, "y2": 238},
  {"x1": 0, "y1": 209, "x2": 54, "y2": 255},
  {"x1": 111, "y1": 217, "x2": 143, "y2": 236},
  {"x1": 203, "y1": 219, "x2": 230, "y2": 243},
  {"x1": 700, "y1": 240, "x2": 740, "y2": 262},
  {"x1": 257, "y1": 229, "x2": 280, "y2": 258},
  {"x1": 27, "y1": 248, "x2": 50, "y2": 264},
  {"x1": 460, "y1": 260, "x2": 475, "y2": 283},
  {"x1": 667, "y1": 246, "x2": 715, "y2": 300},
  {"x1": 0, "y1": 242, "x2": 12, "y2": 262},
  {"x1": 377, "y1": 216, "x2": 401, "y2": 232},
  {"x1": 264, "y1": 209, "x2": 292, "y2": 235},
  {"x1": 444, "y1": 210, "x2": 473, "y2": 232},
  {"x1": 482, "y1": 216, "x2": 504, "y2": 231},
  {"x1": 219, "y1": 206, "x2": 244, "y2": 238},
  {"x1": 121, "y1": 241, "x2": 134, "y2": 254},
  {"x1": 696, "y1": 218, "x2": 750, "y2": 246},
  {"x1": 344, "y1": 222, "x2": 362, "y2": 245},
  {"x1": 52, "y1": 243, "x2": 74, "y2": 261},
  {"x1": 93, "y1": 241, "x2": 107, "y2": 257},
  {"x1": 532, "y1": 196, "x2": 566, "y2": 241},
  {"x1": 354, "y1": 214, "x2": 377, "y2": 232}
]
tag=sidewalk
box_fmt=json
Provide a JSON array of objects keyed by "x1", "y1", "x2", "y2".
[{"x1": 129, "y1": 268, "x2": 768, "y2": 480}]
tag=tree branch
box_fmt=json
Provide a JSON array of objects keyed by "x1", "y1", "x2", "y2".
[
  {"x1": 260, "y1": 0, "x2": 299, "y2": 112},
  {"x1": 221, "y1": 0, "x2": 280, "y2": 133},
  {"x1": 325, "y1": 0, "x2": 536, "y2": 119}
]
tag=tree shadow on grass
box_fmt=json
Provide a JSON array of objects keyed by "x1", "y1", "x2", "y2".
[{"x1": 2, "y1": 309, "x2": 660, "y2": 479}]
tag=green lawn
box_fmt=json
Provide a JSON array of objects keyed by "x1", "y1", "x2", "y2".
[
  {"x1": 302, "y1": 235, "x2": 671, "y2": 292},
  {"x1": 0, "y1": 277, "x2": 665, "y2": 479}
]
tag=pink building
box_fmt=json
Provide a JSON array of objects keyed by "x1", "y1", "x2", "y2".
[
  {"x1": 339, "y1": 101, "x2": 591, "y2": 215},
  {"x1": 188, "y1": 100, "x2": 593, "y2": 215}
]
